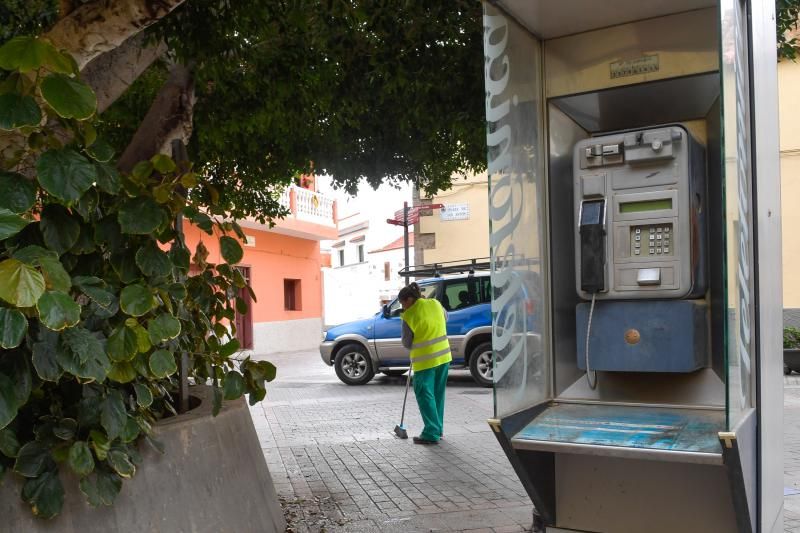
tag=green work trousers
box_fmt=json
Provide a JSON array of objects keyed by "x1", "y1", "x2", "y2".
[{"x1": 413, "y1": 362, "x2": 449, "y2": 441}]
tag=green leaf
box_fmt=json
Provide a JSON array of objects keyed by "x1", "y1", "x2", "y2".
[
  {"x1": 74, "y1": 188, "x2": 99, "y2": 220},
  {"x1": 223, "y1": 371, "x2": 245, "y2": 400},
  {"x1": 120, "y1": 284, "x2": 156, "y2": 317},
  {"x1": 53, "y1": 418, "x2": 77, "y2": 440},
  {"x1": 62, "y1": 327, "x2": 104, "y2": 365},
  {"x1": 13, "y1": 245, "x2": 57, "y2": 265},
  {"x1": 0, "y1": 258, "x2": 45, "y2": 307},
  {"x1": 135, "y1": 243, "x2": 171, "y2": 278},
  {"x1": 31, "y1": 338, "x2": 63, "y2": 382},
  {"x1": 21, "y1": 470, "x2": 64, "y2": 519},
  {"x1": 0, "y1": 36, "x2": 74, "y2": 73},
  {"x1": 118, "y1": 197, "x2": 165, "y2": 235},
  {"x1": 86, "y1": 140, "x2": 114, "y2": 163},
  {"x1": 40, "y1": 205, "x2": 81, "y2": 254},
  {"x1": 133, "y1": 383, "x2": 153, "y2": 408},
  {"x1": 36, "y1": 149, "x2": 97, "y2": 204},
  {"x1": 107, "y1": 449, "x2": 135, "y2": 478},
  {"x1": 100, "y1": 391, "x2": 126, "y2": 441},
  {"x1": 37, "y1": 291, "x2": 80, "y2": 331},
  {"x1": 149, "y1": 349, "x2": 177, "y2": 378},
  {"x1": 68, "y1": 441, "x2": 94, "y2": 476},
  {"x1": 0, "y1": 208, "x2": 30, "y2": 239},
  {"x1": 120, "y1": 417, "x2": 140, "y2": 443},
  {"x1": 0, "y1": 373, "x2": 17, "y2": 430},
  {"x1": 93, "y1": 216, "x2": 123, "y2": 251},
  {"x1": 219, "y1": 236, "x2": 244, "y2": 264},
  {"x1": 167, "y1": 282, "x2": 187, "y2": 301},
  {"x1": 73, "y1": 276, "x2": 113, "y2": 308},
  {"x1": 219, "y1": 338, "x2": 241, "y2": 358},
  {"x1": 111, "y1": 251, "x2": 140, "y2": 284},
  {"x1": 131, "y1": 161, "x2": 154, "y2": 180},
  {"x1": 0, "y1": 93, "x2": 41, "y2": 130},
  {"x1": 6, "y1": 352, "x2": 31, "y2": 408},
  {"x1": 169, "y1": 245, "x2": 190, "y2": 272},
  {"x1": 55, "y1": 339, "x2": 110, "y2": 383},
  {"x1": 89, "y1": 430, "x2": 110, "y2": 461},
  {"x1": 107, "y1": 326, "x2": 138, "y2": 362},
  {"x1": 40, "y1": 73, "x2": 97, "y2": 120},
  {"x1": 14, "y1": 441, "x2": 50, "y2": 477},
  {"x1": 70, "y1": 225, "x2": 96, "y2": 255},
  {"x1": 147, "y1": 314, "x2": 181, "y2": 344},
  {"x1": 39, "y1": 256, "x2": 71, "y2": 292},
  {"x1": 107, "y1": 362, "x2": 137, "y2": 383},
  {"x1": 0, "y1": 427, "x2": 20, "y2": 458},
  {"x1": 0, "y1": 308, "x2": 27, "y2": 348},
  {"x1": 95, "y1": 162, "x2": 121, "y2": 194},
  {"x1": 151, "y1": 154, "x2": 176, "y2": 173},
  {"x1": 79, "y1": 467, "x2": 121, "y2": 507},
  {"x1": 0, "y1": 172, "x2": 37, "y2": 213},
  {"x1": 132, "y1": 325, "x2": 151, "y2": 353}
]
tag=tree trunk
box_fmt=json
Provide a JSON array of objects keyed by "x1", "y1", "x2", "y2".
[
  {"x1": 46, "y1": 0, "x2": 187, "y2": 70},
  {"x1": 82, "y1": 33, "x2": 167, "y2": 114},
  {"x1": 117, "y1": 62, "x2": 195, "y2": 173}
]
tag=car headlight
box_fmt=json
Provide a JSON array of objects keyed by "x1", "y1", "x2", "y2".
[{"x1": 322, "y1": 331, "x2": 327, "y2": 341}]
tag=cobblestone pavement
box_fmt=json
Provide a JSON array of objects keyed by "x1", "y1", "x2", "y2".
[
  {"x1": 248, "y1": 350, "x2": 533, "y2": 533},
  {"x1": 250, "y1": 351, "x2": 800, "y2": 532}
]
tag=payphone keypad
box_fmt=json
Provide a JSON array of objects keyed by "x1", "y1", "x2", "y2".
[{"x1": 630, "y1": 224, "x2": 673, "y2": 257}]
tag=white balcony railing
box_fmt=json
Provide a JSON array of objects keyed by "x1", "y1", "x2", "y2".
[{"x1": 278, "y1": 185, "x2": 335, "y2": 226}]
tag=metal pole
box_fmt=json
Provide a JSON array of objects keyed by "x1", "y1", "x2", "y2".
[
  {"x1": 403, "y1": 201, "x2": 409, "y2": 285},
  {"x1": 171, "y1": 140, "x2": 190, "y2": 414}
]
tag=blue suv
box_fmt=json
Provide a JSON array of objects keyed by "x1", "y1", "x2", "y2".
[{"x1": 320, "y1": 273, "x2": 494, "y2": 386}]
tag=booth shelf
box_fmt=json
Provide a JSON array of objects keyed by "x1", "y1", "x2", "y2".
[{"x1": 510, "y1": 402, "x2": 724, "y2": 465}]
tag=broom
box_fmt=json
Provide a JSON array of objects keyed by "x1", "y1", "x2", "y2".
[{"x1": 393, "y1": 367, "x2": 412, "y2": 439}]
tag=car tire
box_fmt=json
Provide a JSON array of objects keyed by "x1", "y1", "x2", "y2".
[
  {"x1": 468, "y1": 341, "x2": 494, "y2": 387},
  {"x1": 334, "y1": 344, "x2": 375, "y2": 385},
  {"x1": 382, "y1": 369, "x2": 408, "y2": 377},
  {"x1": 786, "y1": 364, "x2": 793, "y2": 376}
]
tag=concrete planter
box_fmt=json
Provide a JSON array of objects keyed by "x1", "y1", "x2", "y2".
[
  {"x1": 0, "y1": 386, "x2": 285, "y2": 533},
  {"x1": 785, "y1": 348, "x2": 800, "y2": 374}
]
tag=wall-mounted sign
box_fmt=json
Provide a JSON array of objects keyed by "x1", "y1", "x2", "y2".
[
  {"x1": 610, "y1": 54, "x2": 659, "y2": 79},
  {"x1": 440, "y1": 203, "x2": 470, "y2": 221},
  {"x1": 244, "y1": 234, "x2": 256, "y2": 247}
]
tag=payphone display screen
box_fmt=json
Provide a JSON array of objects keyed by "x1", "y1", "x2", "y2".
[{"x1": 619, "y1": 198, "x2": 673, "y2": 213}]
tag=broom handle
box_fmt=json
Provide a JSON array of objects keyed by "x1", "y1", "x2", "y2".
[{"x1": 400, "y1": 366, "x2": 412, "y2": 425}]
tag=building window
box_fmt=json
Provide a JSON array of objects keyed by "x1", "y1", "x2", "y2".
[
  {"x1": 338, "y1": 249, "x2": 345, "y2": 267},
  {"x1": 284, "y1": 279, "x2": 301, "y2": 310},
  {"x1": 358, "y1": 244, "x2": 365, "y2": 263},
  {"x1": 384, "y1": 261, "x2": 390, "y2": 281}
]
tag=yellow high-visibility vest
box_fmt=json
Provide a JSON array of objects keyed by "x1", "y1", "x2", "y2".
[{"x1": 401, "y1": 298, "x2": 452, "y2": 372}]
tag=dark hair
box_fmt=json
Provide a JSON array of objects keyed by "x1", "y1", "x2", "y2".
[{"x1": 398, "y1": 282, "x2": 422, "y2": 302}]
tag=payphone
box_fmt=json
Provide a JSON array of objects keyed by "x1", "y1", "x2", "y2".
[{"x1": 574, "y1": 126, "x2": 709, "y2": 374}]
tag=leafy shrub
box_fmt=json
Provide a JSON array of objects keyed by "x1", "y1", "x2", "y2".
[
  {"x1": 785, "y1": 326, "x2": 800, "y2": 349},
  {"x1": 0, "y1": 36, "x2": 274, "y2": 519}
]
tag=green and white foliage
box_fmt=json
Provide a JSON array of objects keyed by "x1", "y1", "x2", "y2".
[{"x1": 0, "y1": 36, "x2": 275, "y2": 519}]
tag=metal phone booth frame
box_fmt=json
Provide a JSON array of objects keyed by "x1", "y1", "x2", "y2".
[{"x1": 482, "y1": 1, "x2": 782, "y2": 532}]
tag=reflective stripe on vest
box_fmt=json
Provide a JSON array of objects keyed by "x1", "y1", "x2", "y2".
[{"x1": 401, "y1": 299, "x2": 452, "y2": 372}]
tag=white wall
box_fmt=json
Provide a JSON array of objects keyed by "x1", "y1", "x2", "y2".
[{"x1": 252, "y1": 318, "x2": 323, "y2": 354}]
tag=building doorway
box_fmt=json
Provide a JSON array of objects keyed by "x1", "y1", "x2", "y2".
[{"x1": 234, "y1": 266, "x2": 254, "y2": 350}]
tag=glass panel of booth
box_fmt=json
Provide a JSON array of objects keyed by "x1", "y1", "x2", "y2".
[
  {"x1": 484, "y1": 5, "x2": 550, "y2": 418},
  {"x1": 484, "y1": 1, "x2": 755, "y2": 445}
]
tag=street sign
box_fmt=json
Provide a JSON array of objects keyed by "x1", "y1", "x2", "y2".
[{"x1": 440, "y1": 203, "x2": 470, "y2": 221}]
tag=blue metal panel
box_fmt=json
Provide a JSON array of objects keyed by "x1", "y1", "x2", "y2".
[
  {"x1": 576, "y1": 299, "x2": 708, "y2": 372},
  {"x1": 446, "y1": 303, "x2": 491, "y2": 335},
  {"x1": 515, "y1": 403, "x2": 723, "y2": 453}
]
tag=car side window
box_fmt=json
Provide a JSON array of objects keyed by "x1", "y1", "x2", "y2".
[
  {"x1": 478, "y1": 277, "x2": 492, "y2": 304},
  {"x1": 443, "y1": 279, "x2": 477, "y2": 311},
  {"x1": 387, "y1": 283, "x2": 439, "y2": 318}
]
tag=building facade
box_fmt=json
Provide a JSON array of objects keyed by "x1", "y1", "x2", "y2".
[
  {"x1": 182, "y1": 184, "x2": 337, "y2": 355},
  {"x1": 779, "y1": 57, "x2": 800, "y2": 326}
]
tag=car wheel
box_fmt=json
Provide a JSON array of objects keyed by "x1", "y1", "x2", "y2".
[
  {"x1": 469, "y1": 341, "x2": 494, "y2": 387},
  {"x1": 382, "y1": 369, "x2": 408, "y2": 377},
  {"x1": 334, "y1": 344, "x2": 375, "y2": 385},
  {"x1": 786, "y1": 364, "x2": 793, "y2": 376}
]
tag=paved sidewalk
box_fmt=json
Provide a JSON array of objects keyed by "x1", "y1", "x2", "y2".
[{"x1": 248, "y1": 350, "x2": 532, "y2": 533}]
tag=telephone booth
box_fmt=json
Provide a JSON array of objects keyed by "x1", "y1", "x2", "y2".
[{"x1": 483, "y1": 2, "x2": 783, "y2": 532}]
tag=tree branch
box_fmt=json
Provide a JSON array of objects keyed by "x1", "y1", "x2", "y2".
[
  {"x1": 82, "y1": 33, "x2": 167, "y2": 114},
  {"x1": 117, "y1": 62, "x2": 194, "y2": 172},
  {"x1": 45, "y1": 0, "x2": 187, "y2": 71}
]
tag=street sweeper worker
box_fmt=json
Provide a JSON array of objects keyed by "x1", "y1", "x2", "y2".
[{"x1": 398, "y1": 282, "x2": 451, "y2": 445}]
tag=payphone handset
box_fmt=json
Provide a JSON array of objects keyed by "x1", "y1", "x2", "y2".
[{"x1": 573, "y1": 126, "x2": 707, "y2": 302}]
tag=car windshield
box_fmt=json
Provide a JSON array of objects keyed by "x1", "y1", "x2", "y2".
[{"x1": 386, "y1": 283, "x2": 438, "y2": 317}]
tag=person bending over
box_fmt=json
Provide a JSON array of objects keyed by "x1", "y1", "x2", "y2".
[{"x1": 399, "y1": 282, "x2": 451, "y2": 445}]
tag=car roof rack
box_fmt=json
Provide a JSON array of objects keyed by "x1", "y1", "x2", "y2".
[{"x1": 398, "y1": 257, "x2": 490, "y2": 278}]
